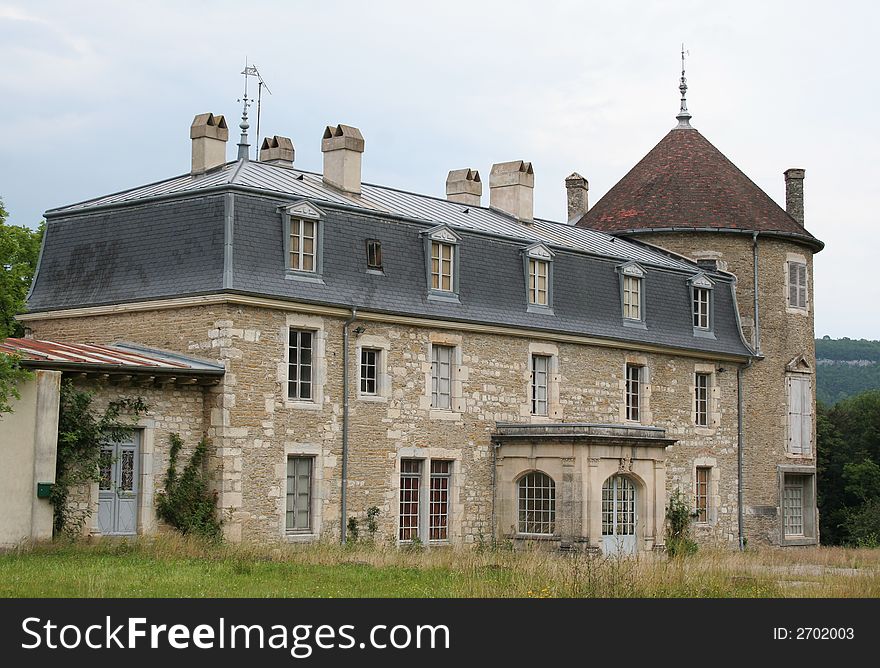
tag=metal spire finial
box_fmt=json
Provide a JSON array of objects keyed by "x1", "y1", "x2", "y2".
[
  {"x1": 237, "y1": 59, "x2": 251, "y2": 160},
  {"x1": 676, "y1": 44, "x2": 692, "y2": 128}
]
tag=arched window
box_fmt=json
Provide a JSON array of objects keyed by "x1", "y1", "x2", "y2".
[{"x1": 517, "y1": 471, "x2": 556, "y2": 535}]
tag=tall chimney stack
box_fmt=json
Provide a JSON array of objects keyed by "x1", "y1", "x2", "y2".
[
  {"x1": 446, "y1": 168, "x2": 482, "y2": 206},
  {"x1": 322, "y1": 124, "x2": 365, "y2": 194},
  {"x1": 259, "y1": 135, "x2": 295, "y2": 166},
  {"x1": 565, "y1": 172, "x2": 589, "y2": 224},
  {"x1": 190, "y1": 113, "x2": 228, "y2": 175},
  {"x1": 489, "y1": 160, "x2": 534, "y2": 221},
  {"x1": 784, "y1": 168, "x2": 805, "y2": 226}
]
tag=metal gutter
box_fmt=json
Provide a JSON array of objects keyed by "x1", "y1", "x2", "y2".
[
  {"x1": 736, "y1": 358, "x2": 753, "y2": 551},
  {"x1": 340, "y1": 307, "x2": 358, "y2": 544},
  {"x1": 607, "y1": 225, "x2": 824, "y2": 253}
]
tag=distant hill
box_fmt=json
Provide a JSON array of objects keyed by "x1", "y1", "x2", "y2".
[{"x1": 815, "y1": 337, "x2": 880, "y2": 405}]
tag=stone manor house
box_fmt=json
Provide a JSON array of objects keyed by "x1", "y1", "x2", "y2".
[{"x1": 5, "y1": 81, "x2": 823, "y2": 553}]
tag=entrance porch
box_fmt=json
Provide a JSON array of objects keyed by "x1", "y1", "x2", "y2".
[{"x1": 493, "y1": 423, "x2": 675, "y2": 554}]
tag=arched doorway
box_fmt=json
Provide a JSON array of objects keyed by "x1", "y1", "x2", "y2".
[{"x1": 601, "y1": 474, "x2": 637, "y2": 555}]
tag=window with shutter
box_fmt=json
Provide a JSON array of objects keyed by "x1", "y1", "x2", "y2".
[
  {"x1": 788, "y1": 261, "x2": 808, "y2": 309},
  {"x1": 788, "y1": 376, "x2": 813, "y2": 455}
]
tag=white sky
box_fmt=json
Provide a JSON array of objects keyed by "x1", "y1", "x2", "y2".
[{"x1": 0, "y1": 0, "x2": 876, "y2": 338}]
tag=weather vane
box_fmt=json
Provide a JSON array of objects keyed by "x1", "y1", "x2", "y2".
[
  {"x1": 676, "y1": 43, "x2": 692, "y2": 128},
  {"x1": 241, "y1": 62, "x2": 272, "y2": 161}
]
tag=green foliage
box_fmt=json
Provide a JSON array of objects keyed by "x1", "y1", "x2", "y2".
[
  {"x1": 346, "y1": 516, "x2": 360, "y2": 543},
  {"x1": 0, "y1": 197, "x2": 44, "y2": 339},
  {"x1": 817, "y1": 390, "x2": 880, "y2": 545},
  {"x1": 0, "y1": 350, "x2": 32, "y2": 415},
  {"x1": 665, "y1": 489, "x2": 698, "y2": 557},
  {"x1": 53, "y1": 380, "x2": 149, "y2": 535},
  {"x1": 815, "y1": 337, "x2": 880, "y2": 404},
  {"x1": 156, "y1": 433, "x2": 222, "y2": 541},
  {"x1": 366, "y1": 506, "x2": 380, "y2": 540}
]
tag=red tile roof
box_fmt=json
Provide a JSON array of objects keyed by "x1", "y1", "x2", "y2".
[{"x1": 576, "y1": 128, "x2": 823, "y2": 250}]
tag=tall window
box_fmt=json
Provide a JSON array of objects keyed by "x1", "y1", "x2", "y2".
[
  {"x1": 787, "y1": 375, "x2": 813, "y2": 455},
  {"x1": 517, "y1": 471, "x2": 556, "y2": 535},
  {"x1": 783, "y1": 475, "x2": 806, "y2": 536},
  {"x1": 693, "y1": 287, "x2": 710, "y2": 329},
  {"x1": 788, "y1": 262, "x2": 808, "y2": 309},
  {"x1": 399, "y1": 459, "x2": 422, "y2": 541},
  {"x1": 694, "y1": 372, "x2": 710, "y2": 427},
  {"x1": 694, "y1": 466, "x2": 710, "y2": 523},
  {"x1": 531, "y1": 354, "x2": 550, "y2": 416},
  {"x1": 431, "y1": 345, "x2": 453, "y2": 409},
  {"x1": 288, "y1": 329, "x2": 313, "y2": 401},
  {"x1": 399, "y1": 459, "x2": 452, "y2": 542},
  {"x1": 366, "y1": 239, "x2": 383, "y2": 271},
  {"x1": 528, "y1": 259, "x2": 549, "y2": 306},
  {"x1": 286, "y1": 456, "x2": 312, "y2": 532},
  {"x1": 360, "y1": 348, "x2": 379, "y2": 395},
  {"x1": 289, "y1": 218, "x2": 316, "y2": 272},
  {"x1": 625, "y1": 364, "x2": 641, "y2": 421},
  {"x1": 431, "y1": 241, "x2": 454, "y2": 292},
  {"x1": 623, "y1": 275, "x2": 642, "y2": 320},
  {"x1": 429, "y1": 460, "x2": 451, "y2": 541}
]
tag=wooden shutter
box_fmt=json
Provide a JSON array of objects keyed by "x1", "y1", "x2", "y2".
[
  {"x1": 800, "y1": 377, "x2": 813, "y2": 455},
  {"x1": 788, "y1": 376, "x2": 803, "y2": 455},
  {"x1": 788, "y1": 263, "x2": 798, "y2": 307},
  {"x1": 797, "y1": 264, "x2": 808, "y2": 308}
]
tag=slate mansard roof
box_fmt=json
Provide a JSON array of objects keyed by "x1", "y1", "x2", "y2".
[
  {"x1": 28, "y1": 158, "x2": 754, "y2": 359},
  {"x1": 577, "y1": 127, "x2": 823, "y2": 251}
]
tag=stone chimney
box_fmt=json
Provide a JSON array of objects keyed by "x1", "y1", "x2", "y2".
[
  {"x1": 446, "y1": 168, "x2": 482, "y2": 206},
  {"x1": 784, "y1": 168, "x2": 805, "y2": 226},
  {"x1": 322, "y1": 124, "x2": 365, "y2": 194},
  {"x1": 565, "y1": 172, "x2": 589, "y2": 224},
  {"x1": 190, "y1": 113, "x2": 228, "y2": 175},
  {"x1": 489, "y1": 160, "x2": 534, "y2": 221},
  {"x1": 259, "y1": 135, "x2": 295, "y2": 166}
]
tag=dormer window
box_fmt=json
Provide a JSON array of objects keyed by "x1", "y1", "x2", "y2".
[
  {"x1": 523, "y1": 243, "x2": 555, "y2": 312},
  {"x1": 688, "y1": 273, "x2": 715, "y2": 338},
  {"x1": 617, "y1": 262, "x2": 646, "y2": 327},
  {"x1": 281, "y1": 200, "x2": 325, "y2": 282},
  {"x1": 366, "y1": 239, "x2": 383, "y2": 272},
  {"x1": 422, "y1": 224, "x2": 461, "y2": 302}
]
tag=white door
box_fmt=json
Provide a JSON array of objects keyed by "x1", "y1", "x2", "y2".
[
  {"x1": 97, "y1": 432, "x2": 140, "y2": 536},
  {"x1": 601, "y1": 475, "x2": 637, "y2": 555}
]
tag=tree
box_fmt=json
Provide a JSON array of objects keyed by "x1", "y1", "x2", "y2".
[{"x1": 0, "y1": 196, "x2": 44, "y2": 339}]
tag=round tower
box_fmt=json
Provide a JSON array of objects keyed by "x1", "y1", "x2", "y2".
[{"x1": 577, "y1": 78, "x2": 824, "y2": 546}]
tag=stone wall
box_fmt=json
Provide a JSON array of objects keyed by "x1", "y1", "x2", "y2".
[
  {"x1": 29, "y1": 301, "x2": 742, "y2": 547},
  {"x1": 637, "y1": 233, "x2": 817, "y2": 545}
]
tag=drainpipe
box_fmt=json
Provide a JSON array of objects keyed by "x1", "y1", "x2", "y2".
[
  {"x1": 752, "y1": 232, "x2": 761, "y2": 355},
  {"x1": 341, "y1": 308, "x2": 358, "y2": 544},
  {"x1": 737, "y1": 358, "x2": 753, "y2": 551},
  {"x1": 490, "y1": 439, "x2": 500, "y2": 547}
]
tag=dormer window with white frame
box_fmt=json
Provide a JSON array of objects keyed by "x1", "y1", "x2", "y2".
[
  {"x1": 281, "y1": 200, "x2": 325, "y2": 282},
  {"x1": 689, "y1": 273, "x2": 715, "y2": 338},
  {"x1": 422, "y1": 224, "x2": 461, "y2": 302},
  {"x1": 523, "y1": 242, "x2": 555, "y2": 312},
  {"x1": 617, "y1": 261, "x2": 646, "y2": 327}
]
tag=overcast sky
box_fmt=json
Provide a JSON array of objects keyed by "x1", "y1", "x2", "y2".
[{"x1": 0, "y1": 1, "x2": 876, "y2": 338}]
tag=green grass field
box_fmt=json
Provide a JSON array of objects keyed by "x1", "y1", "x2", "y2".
[{"x1": 1, "y1": 536, "x2": 878, "y2": 598}]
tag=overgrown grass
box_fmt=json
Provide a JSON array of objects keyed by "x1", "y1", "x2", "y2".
[{"x1": 1, "y1": 536, "x2": 878, "y2": 598}]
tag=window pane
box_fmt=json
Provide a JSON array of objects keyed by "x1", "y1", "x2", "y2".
[
  {"x1": 286, "y1": 456, "x2": 312, "y2": 531},
  {"x1": 626, "y1": 364, "x2": 641, "y2": 421},
  {"x1": 784, "y1": 476, "x2": 805, "y2": 536},
  {"x1": 289, "y1": 329, "x2": 315, "y2": 401},
  {"x1": 360, "y1": 348, "x2": 378, "y2": 395},
  {"x1": 695, "y1": 467, "x2": 709, "y2": 522},
  {"x1": 517, "y1": 471, "x2": 555, "y2": 535},
  {"x1": 531, "y1": 354, "x2": 549, "y2": 415},
  {"x1": 431, "y1": 345, "x2": 453, "y2": 409},
  {"x1": 399, "y1": 459, "x2": 422, "y2": 541},
  {"x1": 429, "y1": 460, "x2": 451, "y2": 541}
]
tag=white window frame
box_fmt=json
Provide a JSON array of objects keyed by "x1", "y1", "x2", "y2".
[
  {"x1": 625, "y1": 363, "x2": 642, "y2": 422},
  {"x1": 360, "y1": 347, "x2": 380, "y2": 396},
  {"x1": 617, "y1": 261, "x2": 647, "y2": 327},
  {"x1": 688, "y1": 273, "x2": 715, "y2": 336},
  {"x1": 694, "y1": 372, "x2": 710, "y2": 427},
  {"x1": 285, "y1": 455, "x2": 313, "y2": 533},
  {"x1": 280, "y1": 442, "x2": 324, "y2": 541},
  {"x1": 398, "y1": 457, "x2": 454, "y2": 544},
  {"x1": 694, "y1": 466, "x2": 710, "y2": 524},
  {"x1": 522, "y1": 242, "x2": 555, "y2": 312},
  {"x1": 778, "y1": 467, "x2": 817, "y2": 544},
  {"x1": 283, "y1": 314, "x2": 326, "y2": 410},
  {"x1": 431, "y1": 344, "x2": 454, "y2": 410},
  {"x1": 288, "y1": 328, "x2": 315, "y2": 402},
  {"x1": 530, "y1": 354, "x2": 550, "y2": 416},
  {"x1": 281, "y1": 200, "x2": 325, "y2": 281},
  {"x1": 516, "y1": 471, "x2": 556, "y2": 536},
  {"x1": 422, "y1": 224, "x2": 461, "y2": 302}
]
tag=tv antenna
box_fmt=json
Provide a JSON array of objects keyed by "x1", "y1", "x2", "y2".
[{"x1": 241, "y1": 62, "x2": 272, "y2": 161}]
